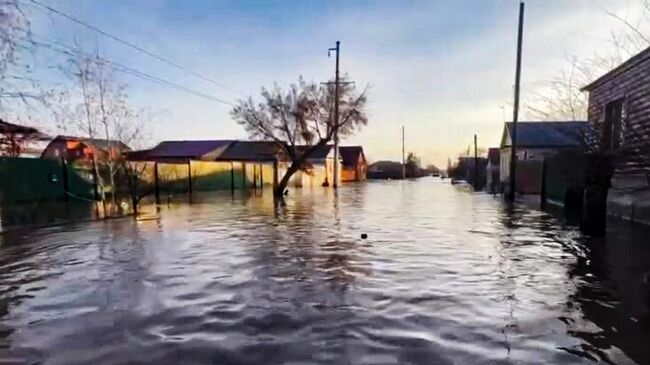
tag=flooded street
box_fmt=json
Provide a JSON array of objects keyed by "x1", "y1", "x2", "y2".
[{"x1": 1, "y1": 178, "x2": 649, "y2": 365}]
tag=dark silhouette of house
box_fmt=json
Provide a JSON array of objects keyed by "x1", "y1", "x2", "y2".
[
  {"x1": 339, "y1": 146, "x2": 367, "y2": 182},
  {"x1": 367, "y1": 160, "x2": 403, "y2": 179}
]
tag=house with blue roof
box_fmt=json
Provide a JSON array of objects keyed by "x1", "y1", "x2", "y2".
[{"x1": 499, "y1": 121, "x2": 590, "y2": 187}]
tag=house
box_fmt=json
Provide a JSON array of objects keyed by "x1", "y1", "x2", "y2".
[
  {"x1": 499, "y1": 121, "x2": 589, "y2": 192},
  {"x1": 0, "y1": 119, "x2": 50, "y2": 158},
  {"x1": 41, "y1": 135, "x2": 131, "y2": 163},
  {"x1": 581, "y1": 46, "x2": 650, "y2": 224},
  {"x1": 486, "y1": 148, "x2": 500, "y2": 193},
  {"x1": 293, "y1": 144, "x2": 341, "y2": 187},
  {"x1": 367, "y1": 160, "x2": 403, "y2": 179},
  {"x1": 339, "y1": 146, "x2": 367, "y2": 182}
]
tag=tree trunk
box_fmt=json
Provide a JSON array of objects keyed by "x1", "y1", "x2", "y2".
[
  {"x1": 273, "y1": 139, "x2": 330, "y2": 197},
  {"x1": 274, "y1": 162, "x2": 301, "y2": 197}
]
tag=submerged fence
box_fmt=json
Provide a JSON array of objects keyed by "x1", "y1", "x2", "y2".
[
  {"x1": 0, "y1": 157, "x2": 276, "y2": 206},
  {"x1": 0, "y1": 157, "x2": 94, "y2": 204}
]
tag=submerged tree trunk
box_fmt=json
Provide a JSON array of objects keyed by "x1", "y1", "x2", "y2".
[
  {"x1": 274, "y1": 162, "x2": 300, "y2": 197},
  {"x1": 273, "y1": 139, "x2": 330, "y2": 198}
]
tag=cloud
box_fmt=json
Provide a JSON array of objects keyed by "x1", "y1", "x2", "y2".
[{"x1": 15, "y1": 0, "x2": 649, "y2": 168}]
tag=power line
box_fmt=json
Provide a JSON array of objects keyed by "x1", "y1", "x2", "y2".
[
  {"x1": 6, "y1": 32, "x2": 235, "y2": 106},
  {"x1": 27, "y1": 0, "x2": 241, "y2": 96}
]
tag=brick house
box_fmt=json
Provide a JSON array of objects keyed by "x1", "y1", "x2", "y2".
[{"x1": 581, "y1": 46, "x2": 650, "y2": 224}]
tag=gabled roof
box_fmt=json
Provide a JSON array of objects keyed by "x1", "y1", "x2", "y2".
[
  {"x1": 295, "y1": 144, "x2": 334, "y2": 160},
  {"x1": 581, "y1": 46, "x2": 650, "y2": 92},
  {"x1": 339, "y1": 146, "x2": 365, "y2": 167},
  {"x1": 146, "y1": 140, "x2": 234, "y2": 160},
  {"x1": 217, "y1": 141, "x2": 284, "y2": 161},
  {"x1": 54, "y1": 135, "x2": 131, "y2": 151},
  {"x1": 500, "y1": 121, "x2": 589, "y2": 148}
]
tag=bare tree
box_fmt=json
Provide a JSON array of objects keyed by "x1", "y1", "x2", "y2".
[
  {"x1": 231, "y1": 76, "x2": 369, "y2": 197},
  {"x1": 526, "y1": 0, "x2": 650, "y2": 121},
  {"x1": 53, "y1": 48, "x2": 140, "y2": 216}
]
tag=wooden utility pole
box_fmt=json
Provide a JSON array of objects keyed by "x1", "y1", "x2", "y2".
[
  {"x1": 508, "y1": 1, "x2": 525, "y2": 202},
  {"x1": 328, "y1": 41, "x2": 341, "y2": 188},
  {"x1": 474, "y1": 134, "x2": 479, "y2": 189},
  {"x1": 402, "y1": 125, "x2": 406, "y2": 179}
]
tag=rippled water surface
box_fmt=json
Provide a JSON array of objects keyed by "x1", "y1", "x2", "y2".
[{"x1": 1, "y1": 179, "x2": 650, "y2": 365}]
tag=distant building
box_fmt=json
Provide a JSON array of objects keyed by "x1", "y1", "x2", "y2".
[
  {"x1": 486, "y1": 148, "x2": 500, "y2": 193},
  {"x1": 41, "y1": 135, "x2": 131, "y2": 163},
  {"x1": 499, "y1": 121, "x2": 589, "y2": 190},
  {"x1": 581, "y1": 45, "x2": 650, "y2": 224},
  {"x1": 339, "y1": 146, "x2": 367, "y2": 182},
  {"x1": 367, "y1": 160, "x2": 403, "y2": 179}
]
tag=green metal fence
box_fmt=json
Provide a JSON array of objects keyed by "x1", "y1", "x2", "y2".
[{"x1": 0, "y1": 157, "x2": 94, "y2": 204}]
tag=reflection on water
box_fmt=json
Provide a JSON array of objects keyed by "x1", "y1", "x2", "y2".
[{"x1": 0, "y1": 179, "x2": 649, "y2": 364}]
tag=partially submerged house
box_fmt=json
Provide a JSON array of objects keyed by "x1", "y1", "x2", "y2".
[
  {"x1": 41, "y1": 135, "x2": 131, "y2": 163},
  {"x1": 293, "y1": 144, "x2": 341, "y2": 187},
  {"x1": 339, "y1": 146, "x2": 367, "y2": 182},
  {"x1": 581, "y1": 46, "x2": 650, "y2": 224},
  {"x1": 499, "y1": 121, "x2": 589, "y2": 193},
  {"x1": 367, "y1": 160, "x2": 403, "y2": 179}
]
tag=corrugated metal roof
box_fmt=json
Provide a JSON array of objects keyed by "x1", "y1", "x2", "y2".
[
  {"x1": 217, "y1": 141, "x2": 284, "y2": 161},
  {"x1": 147, "y1": 140, "x2": 234, "y2": 159},
  {"x1": 503, "y1": 121, "x2": 590, "y2": 148}
]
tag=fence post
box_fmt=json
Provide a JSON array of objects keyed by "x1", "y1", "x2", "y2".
[
  {"x1": 230, "y1": 162, "x2": 235, "y2": 196},
  {"x1": 187, "y1": 159, "x2": 193, "y2": 204},
  {"x1": 154, "y1": 162, "x2": 160, "y2": 205},
  {"x1": 61, "y1": 158, "x2": 69, "y2": 202},
  {"x1": 242, "y1": 162, "x2": 247, "y2": 189},
  {"x1": 540, "y1": 159, "x2": 547, "y2": 210}
]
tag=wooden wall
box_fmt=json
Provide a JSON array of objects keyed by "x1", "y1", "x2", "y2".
[{"x1": 586, "y1": 49, "x2": 650, "y2": 176}]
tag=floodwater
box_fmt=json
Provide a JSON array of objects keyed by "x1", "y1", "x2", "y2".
[{"x1": 1, "y1": 178, "x2": 649, "y2": 365}]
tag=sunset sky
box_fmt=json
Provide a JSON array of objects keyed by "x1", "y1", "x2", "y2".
[{"x1": 16, "y1": 0, "x2": 648, "y2": 167}]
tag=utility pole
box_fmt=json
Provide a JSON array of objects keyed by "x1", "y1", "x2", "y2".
[
  {"x1": 328, "y1": 41, "x2": 341, "y2": 188},
  {"x1": 402, "y1": 125, "x2": 406, "y2": 179},
  {"x1": 508, "y1": 1, "x2": 525, "y2": 202}
]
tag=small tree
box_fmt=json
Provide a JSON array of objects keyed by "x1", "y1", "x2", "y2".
[
  {"x1": 231, "y1": 76, "x2": 368, "y2": 197},
  {"x1": 54, "y1": 48, "x2": 141, "y2": 216}
]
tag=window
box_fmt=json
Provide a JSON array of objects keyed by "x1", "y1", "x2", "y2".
[{"x1": 603, "y1": 99, "x2": 625, "y2": 150}]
